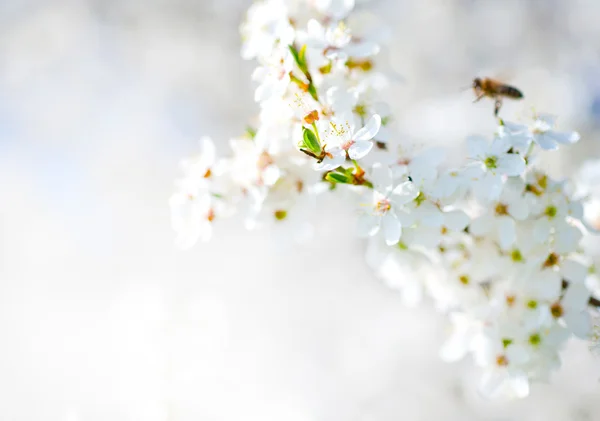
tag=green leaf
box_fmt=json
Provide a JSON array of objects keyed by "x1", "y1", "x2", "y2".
[
  {"x1": 298, "y1": 44, "x2": 307, "y2": 72},
  {"x1": 288, "y1": 45, "x2": 301, "y2": 68},
  {"x1": 302, "y1": 127, "x2": 321, "y2": 155},
  {"x1": 245, "y1": 126, "x2": 257, "y2": 139},
  {"x1": 325, "y1": 172, "x2": 354, "y2": 184},
  {"x1": 307, "y1": 83, "x2": 319, "y2": 102}
]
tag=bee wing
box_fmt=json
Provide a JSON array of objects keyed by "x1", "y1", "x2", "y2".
[{"x1": 494, "y1": 70, "x2": 516, "y2": 84}]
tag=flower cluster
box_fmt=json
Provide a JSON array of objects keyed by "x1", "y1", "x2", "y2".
[{"x1": 170, "y1": 0, "x2": 600, "y2": 398}]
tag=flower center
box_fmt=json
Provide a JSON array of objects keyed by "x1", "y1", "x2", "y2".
[
  {"x1": 341, "y1": 139, "x2": 355, "y2": 151},
  {"x1": 274, "y1": 210, "x2": 287, "y2": 221},
  {"x1": 496, "y1": 355, "x2": 509, "y2": 366},
  {"x1": 375, "y1": 198, "x2": 391, "y2": 215},
  {"x1": 529, "y1": 333, "x2": 541, "y2": 346},
  {"x1": 484, "y1": 156, "x2": 498, "y2": 169},
  {"x1": 495, "y1": 203, "x2": 509, "y2": 215},
  {"x1": 550, "y1": 302, "x2": 564, "y2": 318},
  {"x1": 207, "y1": 209, "x2": 215, "y2": 222},
  {"x1": 543, "y1": 252, "x2": 559, "y2": 268},
  {"x1": 414, "y1": 191, "x2": 426, "y2": 206},
  {"x1": 545, "y1": 205, "x2": 557, "y2": 218}
]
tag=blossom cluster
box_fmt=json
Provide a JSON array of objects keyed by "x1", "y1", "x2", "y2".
[{"x1": 170, "y1": 0, "x2": 600, "y2": 398}]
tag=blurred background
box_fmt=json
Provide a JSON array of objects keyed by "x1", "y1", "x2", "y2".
[{"x1": 1, "y1": 0, "x2": 600, "y2": 420}]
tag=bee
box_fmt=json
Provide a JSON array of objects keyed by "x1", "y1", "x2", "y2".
[{"x1": 472, "y1": 77, "x2": 524, "y2": 117}]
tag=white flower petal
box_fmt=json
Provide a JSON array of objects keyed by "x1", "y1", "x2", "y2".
[
  {"x1": 357, "y1": 213, "x2": 380, "y2": 237},
  {"x1": 497, "y1": 154, "x2": 525, "y2": 176},
  {"x1": 382, "y1": 212, "x2": 402, "y2": 245},
  {"x1": 389, "y1": 182, "x2": 419, "y2": 206},
  {"x1": 554, "y1": 224, "x2": 583, "y2": 254},
  {"x1": 534, "y1": 133, "x2": 558, "y2": 150},
  {"x1": 560, "y1": 259, "x2": 588, "y2": 284},
  {"x1": 467, "y1": 135, "x2": 489, "y2": 159},
  {"x1": 344, "y1": 41, "x2": 380, "y2": 58},
  {"x1": 497, "y1": 216, "x2": 516, "y2": 250},
  {"x1": 417, "y1": 201, "x2": 444, "y2": 227},
  {"x1": 548, "y1": 130, "x2": 580, "y2": 145},
  {"x1": 532, "y1": 218, "x2": 551, "y2": 243},
  {"x1": 354, "y1": 114, "x2": 381, "y2": 141},
  {"x1": 537, "y1": 270, "x2": 562, "y2": 300},
  {"x1": 198, "y1": 136, "x2": 216, "y2": 164},
  {"x1": 563, "y1": 310, "x2": 591, "y2": 338},
  {"x1": 563, "y1": 282, "x2": 591, "y2": 310},
  {"x1": 443, "y1": 210, "x2": 470, "y2": 231},
  {"x1": 489, "y1": 136, "x2": 511, "y2": 156},
  {"x1": 370, "y1": 163, "x2": 392, "y2": 190},
  {"x1": 509, "y1": 197, "x2": 529, "y2": 220},
  {"x1": 469, "y1": 213, "x2": 494, "y2": 236},
  {"x1": 348, "y1": 139, "x2": 373, "y2": 159}
]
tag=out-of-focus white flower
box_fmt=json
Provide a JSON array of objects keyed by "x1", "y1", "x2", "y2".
[
  {"x1": 500, "y1": 113, "x2": 580, "y2": 152},
  {"x1": 252, "y1": 46, "x2": 294, "y2": 102},
  {"x1": 169, "y1": 181, "x2": 215, "y2": 249},
  {"x1": 241, "y1": 0, "x2": 295, "y2": 61},
  {"x1": 301, "y1": 19, "x2": 379, "y2": 60},
  {"x1": 310, "y1": 0, "x2": 356, "y2": 20},
  {"x1": 357, "y1": 164, "x2": 419, "y2": 245},
  {"x1": 180, "y1": 136, "x2": 217, "y2": 181}
]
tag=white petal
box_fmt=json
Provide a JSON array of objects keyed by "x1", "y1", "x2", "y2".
[
  {"x1": 389, "y1": 182, "x2": 419, "y2": 206},
  {"x1": 509, "y1": 197, "x2": 529, "y2": 220},
  {"x1": 554, "y1": 224, "x2": 583, "y2": 254},
  {"x1": 417, "y1": 202, "x2": 444, "y2": 227},
  {"x1": 548, "y1": 130, "x2": 580, "y2": 145},
  {"x1": 489, "y1": 136, "x2": 511, "y2": 155},
  {"x1": 563, "y1": 282, "x2": 591, "y2": 310},
  {"x1": 370, "y1": 163, "x2": 392, "y2": 190},
  {"x1": 537, "y1": 270, "x2": 562, "y2": 300},
  {"x1": 262, "y1": 165, "x2": 281, "y2": 186},
  {"x1": 534, "y1": 133, "x2": 558, "y2": 150},
  {"x1": 506, "y1": 344, "x2": 530, "y2": 365},
  {"x1": 444, "y1": 210, "x2": 470, "y2": 231},
  {"x1": 343, "y1": 41, "x2": 380, "y2": 58},
  {"x1": 354, "y1": 114, "x2": 381, "y2": 141},
  {"x1": 307, "y1": 18, "x2": 323, "y2": 35},
  {"x1": 198, "y1": 136, "x2": 216, "y2": 164},
  {"x1": 382, "y1": 212, "x2": 402, "y2": 245},
  {"x1": 469, "y1": 213, "x2": 494, "y2": 236},
  {"x1": 532, "y1": 218, "x2": 551, "y2": 243},
  {"x1": 348, "y1": 140, "x2": 373, "y2": 159},
  {"x1": 564, "y1": 311, "x2": 591, "y2": 338},
  {"x1": 467, "y1": 135, "x2": 489, "y2": 159},
  {"x1": 497, "y1": 216, "x2": 516, "y2": 250},
  {"x1": 560, "y1": 259, "x2": 588, "y2": 284},
  {"x1": 497, "y1": 154, "x2": 526, "y2": 176},
  {"x1": 473, "y1": 173, "x2": 503, "y2": 202},
  {"x1": 357, "y1": 213, "x2": 380, "y2": 237}
]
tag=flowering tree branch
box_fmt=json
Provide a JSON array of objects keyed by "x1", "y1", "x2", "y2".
[{"x1": 170, "y1": 0, "x2": 600, "y2": 400}]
